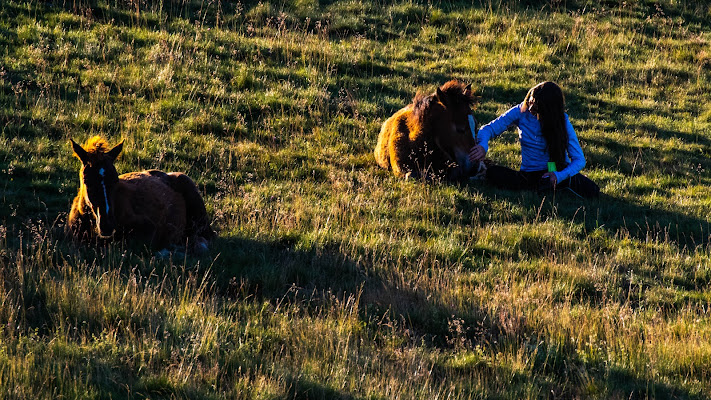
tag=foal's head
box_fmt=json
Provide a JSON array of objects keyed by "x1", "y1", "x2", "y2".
[
  {"x1": 71, "y1": 136, "x2": 124, "y2": 238},
  {"x1": 435, "y1": 80, "x2": 478, "y2": 139},
  {"x1": 414, "y1": 80, "x2": 479, "y2": 173}
]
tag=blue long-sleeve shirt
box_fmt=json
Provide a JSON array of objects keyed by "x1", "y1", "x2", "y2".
[{"x1": 477, "y1": 103, "x2": 586, "y2": 182}]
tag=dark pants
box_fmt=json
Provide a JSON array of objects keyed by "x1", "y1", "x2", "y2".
[{"x1": 486, "y1": 165, "x2": 600, "y2": 198}]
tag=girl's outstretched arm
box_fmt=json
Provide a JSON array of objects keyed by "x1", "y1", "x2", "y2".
[{"x1": 477, "y1": 104, "x2": 523, "y2": 153}]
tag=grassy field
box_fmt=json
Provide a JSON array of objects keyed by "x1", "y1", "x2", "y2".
[{"x1": 1, "y1": 0, "x2": 711, "y2": 398}]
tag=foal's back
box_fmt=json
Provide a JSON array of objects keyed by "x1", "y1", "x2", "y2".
[{"x1": 114, "y1": 170, "x2": 187, "y2": 248}]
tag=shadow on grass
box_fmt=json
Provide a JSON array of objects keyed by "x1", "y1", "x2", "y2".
[
  {"x1": 202, "y1": 234, "x2": 489, "y2": 361},
  {"x1": 209, "y1": 232, "x2": 704, "y2": 398},
  {"x1": 603, "y1": 367, "x2": 707, "y2": 400},
  {"x1": 464, "y1": 180, "x2": 710, "y2": 252},
  {"x1": 286, "y1": 376, "x2": 386, "y2": 400}
]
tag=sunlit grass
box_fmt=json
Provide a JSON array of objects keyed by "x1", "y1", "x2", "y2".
[{"x1": 1, "y1": 0, "x2": 710, "y2": 398}]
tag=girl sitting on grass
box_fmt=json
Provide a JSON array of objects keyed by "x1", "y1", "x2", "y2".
[{"x1": 469, "y1": 81, "x2": 599, "y2": 198}]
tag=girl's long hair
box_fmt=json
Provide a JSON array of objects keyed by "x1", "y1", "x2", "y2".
[{"x1": 524, "y1": 82, "x2": 568, "y2": 171}]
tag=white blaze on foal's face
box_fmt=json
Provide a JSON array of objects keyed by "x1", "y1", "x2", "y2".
[{"x1": 98, "y1": 167, "x2": 109, "y2": 214}]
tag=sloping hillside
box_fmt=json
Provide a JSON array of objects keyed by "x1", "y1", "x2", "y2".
[{"x1": 1, "y1": 0, "x2": 710, "y2": 398}]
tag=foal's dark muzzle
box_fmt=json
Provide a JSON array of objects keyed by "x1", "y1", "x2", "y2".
[
  {"x1": 96, "y1": 212, "x2": 116, "y2": 239},
  {"x1": 97, "y1": 226, "x2": 115, "y2": 239}
]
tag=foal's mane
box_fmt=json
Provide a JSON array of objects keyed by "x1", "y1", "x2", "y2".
[
  {"x1": 412, "y1": 92, "x2": 436, "y2": 125},
  {"x1": 73, "y1": 136, "x2": 114, "y2": 165},
  {"x1": 83, "y1": 136, "x2": 111, "y2": 155}
]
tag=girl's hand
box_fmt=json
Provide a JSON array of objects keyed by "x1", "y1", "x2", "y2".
[
  {"x1": 468, "y1": 145, "x2": 486, "y2": 162},
  {"x1": 542, "y1": 172, "x2": 557, "y2": 187}
]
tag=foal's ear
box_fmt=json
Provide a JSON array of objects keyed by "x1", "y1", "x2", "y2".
[
  {"x1": 70, "y1": 139, "x2": 89, "y2": 164},
  {"x1": 436, "y1": 87, "x2": 446, "y2": 103},
  {"x1": 106, "y1": 139, "x2": 124, "y2": 161},
  {"x1": 463, "y1": 84, "x2": 472, "y2": 97}
]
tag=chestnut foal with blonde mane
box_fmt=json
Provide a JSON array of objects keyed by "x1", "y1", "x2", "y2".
[
  {"x1": 66, "y1": 136, "x2": 215, "y2": 252},
  {"x1": 375, "y1": 80, "x2": 481, "y2": 180}
]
